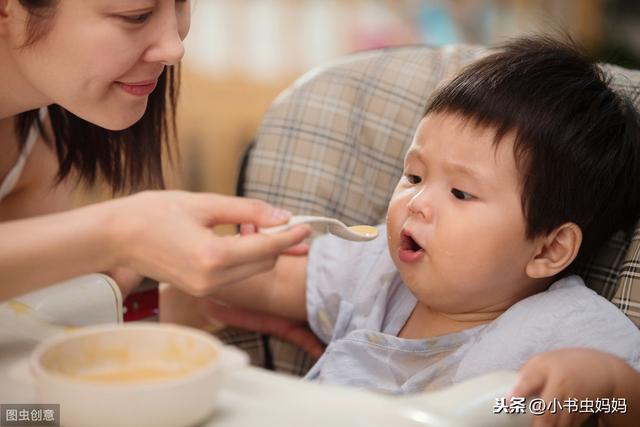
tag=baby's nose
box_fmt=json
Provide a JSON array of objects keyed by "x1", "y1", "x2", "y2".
[{"x1": 407, "y1": 192, "x2": 435, "y2": 222}]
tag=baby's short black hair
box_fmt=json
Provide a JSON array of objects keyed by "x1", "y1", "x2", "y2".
[{"x1": 426, "y1": 36, "x2": 640, "y2": 267}]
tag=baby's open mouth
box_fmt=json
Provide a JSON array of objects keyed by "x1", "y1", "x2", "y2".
[
  {"x1": 401, "y1": 231, "x2": 423, "y2": 252},
  {"x1": 398, "y1": 231, "x2": 425, "y2": 263}
]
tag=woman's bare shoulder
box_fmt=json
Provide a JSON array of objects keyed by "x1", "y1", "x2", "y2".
[{"x1": 0, "y1": 133, "x2": 75, "y2": 221}]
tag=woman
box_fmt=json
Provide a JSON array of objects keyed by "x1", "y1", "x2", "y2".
[{"x1": 0, "y1": 0, "x2": 310, "y2": 300}]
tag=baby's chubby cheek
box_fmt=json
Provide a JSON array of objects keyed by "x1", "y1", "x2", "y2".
[
  {"x1": 384, "y1": 208, "x2": 403, "y2": 254},
  {"x1": 385, "y1": 194, "x2": 405, "y2": 229}
]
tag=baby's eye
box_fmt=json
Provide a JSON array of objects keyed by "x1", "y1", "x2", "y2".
[
  {"x1": 451, "y1": 188, "x2": 473, "y2": 200},
  {"x1": 405, "y1": 174, "x2": 422, "y2": 184}
]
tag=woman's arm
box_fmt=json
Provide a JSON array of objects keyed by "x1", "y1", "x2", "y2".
[
  {"x1": 1, "y1": 133, "x2": 311, "y2": 302},
  {"x1": 0, "y1": 137, "x2": 143, "y2": 298},
  {"x1": 0, "y1": 202, "x2": 120, "y2": 300},
  {"x1": 0, "y1": 190, "x2": 310, "y2": 302},
  {"x1": 0, "y1": 136, "x2": 113, "y2": 300}
]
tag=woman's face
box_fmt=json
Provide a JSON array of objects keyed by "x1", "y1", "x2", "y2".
[{"x1": 7, "y1": 0, "x2": 191, "y2": 130}]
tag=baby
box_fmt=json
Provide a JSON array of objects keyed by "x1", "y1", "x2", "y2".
[{"x1": 210, "y1": 36, "x2": 640, "y2": 393}]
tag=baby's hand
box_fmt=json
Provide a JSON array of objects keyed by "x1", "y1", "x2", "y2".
[
  {"x1": 202, "y1": 299, "x2": 325, "y2": 359},
  {"x1": 509, "y1": 348, "x2": 632, "y2": 427}
]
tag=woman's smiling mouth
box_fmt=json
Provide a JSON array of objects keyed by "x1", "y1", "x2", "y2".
[
  {"x1": 398, "y1": 230, "x2": 425, "y2": 263},
  {"x1": 116, "y1": 79, "x2": 158, "y2": 97}
]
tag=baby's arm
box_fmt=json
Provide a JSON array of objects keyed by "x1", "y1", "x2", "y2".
[
  {"x1": 510, "y1": 348, "x2": 639, "y2": 427},
  {"x1": 206, "y1": 254, "x2": 309, "y2": 322},
  {"x1": 606, "y1": 355, "x2": 640, "y2": 427}
]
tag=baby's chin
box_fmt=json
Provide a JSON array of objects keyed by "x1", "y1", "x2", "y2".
[{"x1": 388, "y1": 248, "x2": 424, "y2": 287}]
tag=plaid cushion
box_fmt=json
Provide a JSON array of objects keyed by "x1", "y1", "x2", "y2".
[{"x1": 221, "y1": 45, "x2": 640, "y2": 375}]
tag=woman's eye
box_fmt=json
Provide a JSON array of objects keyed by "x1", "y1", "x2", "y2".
[
  {"x1": 405, "y1": 174, "x2": 422, "y2": 184},
  {"x1": 451, "y1": 188, "x2": 473, "y2": 200},
  {"x1": 121, "y1": 12, "x2": 152, "y2": 24}
]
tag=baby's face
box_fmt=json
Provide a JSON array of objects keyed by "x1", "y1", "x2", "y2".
[{"x1": 387, "y1": 112, "x2": 541, "y2": 314}]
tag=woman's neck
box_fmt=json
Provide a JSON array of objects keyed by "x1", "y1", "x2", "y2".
[
  {"x1": 0, "y1": 115, "x2": 20, "y2": 186},
  {"x1": 0, "y1": 41, "x2": 50, "y2": 120}
]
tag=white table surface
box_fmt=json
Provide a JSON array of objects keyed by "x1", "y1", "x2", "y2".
[{"x1": 0, "y1": 276, "x2": 529, "y2": 427}]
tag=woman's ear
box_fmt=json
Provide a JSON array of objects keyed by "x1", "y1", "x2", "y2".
[
  {"x1": 0, "y1": 0, "x2": 11, "y2": 36},
  {"x1": 526, "y1": 223, "x2": 582, "y2": 279}
]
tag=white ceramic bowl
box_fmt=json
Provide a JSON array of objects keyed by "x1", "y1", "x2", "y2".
[{"x1": 30, "y1": 322, "x2": 248, "y2": 427}]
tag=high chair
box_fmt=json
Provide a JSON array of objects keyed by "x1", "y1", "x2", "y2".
[{"x1": 220, "y1": 44, "x2": 640, "y2": 378}]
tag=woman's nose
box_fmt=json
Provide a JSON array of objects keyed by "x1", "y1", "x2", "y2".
[
  {"x1": 407, "y1": 188, "x2": 435, "y2": 222},
  {"x1": 144, "y1": 13, "x2": 187, "y2": 65}
]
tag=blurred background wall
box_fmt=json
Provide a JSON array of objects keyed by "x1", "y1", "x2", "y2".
[{"x1": 79, "y1": 0, "x2": 640, "y2": 208}]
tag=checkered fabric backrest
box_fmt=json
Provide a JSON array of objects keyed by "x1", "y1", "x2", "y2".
[{"x1": 243, "y1": 45, "x2": 640, "y2": 328}]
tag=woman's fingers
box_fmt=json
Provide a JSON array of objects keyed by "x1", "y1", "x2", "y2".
[
  {"x1": 240, "y1": 223, "x2": 257, "y2": 235},
  {"x1": 282, "y1": 241, "x2": 310, "y2": 256},
  {"x1": 220, "y1": 225, "x2": 312, "y2": 268},
  {"x1": 177, "y1": 192, "x2": 312, "y2": 264},
  {"x1": 117, "y1": 191, "x2": 310, "y2": 296},
  {"x1": 189, "y1": 193, "x2": 292, "y2": 227},
  {"x1": 240, "y1": 222, "x2": 309, "y2": 255}
]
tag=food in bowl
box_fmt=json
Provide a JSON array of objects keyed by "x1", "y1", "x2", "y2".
[{"x1": 30, "y1": 322, "x2": 247, "y2": 427}]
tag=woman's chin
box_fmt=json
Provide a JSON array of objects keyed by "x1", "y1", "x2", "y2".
[
  {"x1": 72, "y1": 97, "x2": 148, "y2": 130},
  {"x1": 94, "y1": 111, "x2": 145, "y2": 131}
]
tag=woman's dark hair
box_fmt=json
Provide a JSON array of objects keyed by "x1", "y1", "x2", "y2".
[
  {"x1": 426, "y1": 36, "x2": 640, "y2": 268},
  {"x1": 15, "y1": 0, "x2": 179, "y2": 193}
]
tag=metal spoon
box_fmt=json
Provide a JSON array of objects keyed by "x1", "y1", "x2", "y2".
[{"x1": 260, "y1": 215, "x2": 378, "y2": 242}]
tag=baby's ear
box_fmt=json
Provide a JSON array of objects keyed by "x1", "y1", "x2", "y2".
[{"x1": 525, "y1": 223, "x2": 582, "y2": 279}]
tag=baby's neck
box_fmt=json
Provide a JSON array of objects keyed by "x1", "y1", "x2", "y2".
[{"x1": 398, "y1": 303, "x2": 503, "y2": 339}]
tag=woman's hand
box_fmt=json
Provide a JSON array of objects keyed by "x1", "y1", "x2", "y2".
[
  {"x1": 108, "y1": 191, "x2": 311, "y2": 297},
  {"x1": 239, "y1": 223, "x2": 310, "y2": 256},
  {"x1": 196, "y1": 220, "x2": 323, "y2": 358},
  {"x1": 510, "y1": 348, "x2": 638, "y2": 427}
]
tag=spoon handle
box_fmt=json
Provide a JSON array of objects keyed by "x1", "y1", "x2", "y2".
[
  {"x1": 260, "y1": 216, "x2": 378, "y2": 242},
  {"x1": 260, "y1": 216, "x2": 340, "y2": 235}
]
